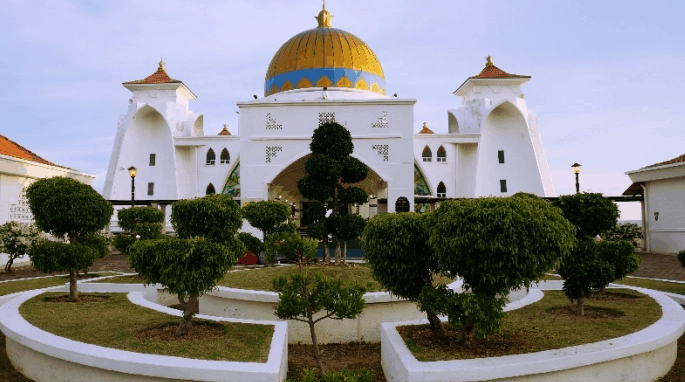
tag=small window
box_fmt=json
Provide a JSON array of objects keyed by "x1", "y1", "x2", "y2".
[
  {"x1": 149, "y1": 153, "x2": 156, "y2": 166},
  {"x1": 220, "y1": 148, "x2": 230, "y2": 164},
  {"x1": 147, "y1": 182, "x2": 154, "y2": 196},
  {"x1": 206, "y1": 148, "x2": 216, "y2": 165},
  {"x1": 437, "y1": 146, "x2": 447, "y2": 163},
  {"x1": 422, "y1": 146, "x2": 432, "y2": 162},
  {"x1": 206, "y1": 183, "x2": 216, "y2": 195},
  {"x1": 500, "y1": 180, "x2": 507, "y2": 193},
  {"x1": 498, "y1": 150, "x2": 505, "y2": 164},
  {"x1": 437, "y1": 182, "x2": 446, "y2": 198}
]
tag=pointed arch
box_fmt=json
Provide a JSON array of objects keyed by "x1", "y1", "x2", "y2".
[
  {"x1": 206, "y1": 148, "x2": 216, "y2": 165},
  {"x1": 220, "y1": 148, "x2": 230, "y2": 164},
  {"x1": 422, "y1": 145, "x2": 432, "y2": 162},
  {"x1": 437, "y1": 182, "x2": 446, "y2": 198},
  {"x1": 448, "y1": 111, "x2": 460, "y2": 134},
  {"x1": 222, "y1": 160, "x2": 240, "y2": 199},
  {"x1": 437, "y1": 145, "x2": 447, "y2": 162},
  {"x1": 206, "y1": 183, "x2": 216, "y2": 195},
  {"x1": 414, "y1": 162, "x2": 432, "y2": 196}
]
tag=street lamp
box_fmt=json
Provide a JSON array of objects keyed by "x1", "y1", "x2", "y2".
[
  {"x1": 572, "y1": 163, "x2": 582, "y2": 194},
  {"x1": 128, "y1": 166, "x2": 137, "y2": 207}
]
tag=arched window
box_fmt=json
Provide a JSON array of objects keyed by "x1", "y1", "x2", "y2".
[
  {"x1": 437, "y1": 146, "x2": 447, "y2": 162},
  {"x1": 220, "y1": 148, "x2": 230, "y2": 164},
  {"x1": 437, "y1": 182, "x2": 446, "y2": 198},
  {"x1": 206, "y1": 148, "x2": 216, "y2": 165},
  {"x1": 206, "y1": 183, "x2": 216, "y2": 195},
  {"x1": 422, "y1": 146, "x2": 432, "y2": 162}
]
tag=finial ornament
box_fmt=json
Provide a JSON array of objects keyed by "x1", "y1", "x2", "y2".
[
  {"x1": 486, "y1": 55, "x2": 494, "y2": 67},
  {"x1": 223, "y1": 123, "x2": 229, "y2": 130},
  {"x1": 315, "y1": 1, "x2": 333, "y2": 27},
  {"x1": 423, "y1": 122, "x2": 428, "y2": 129},
  {"x1": 158, "y1": 58, "x2": 167, "y2": 72}
]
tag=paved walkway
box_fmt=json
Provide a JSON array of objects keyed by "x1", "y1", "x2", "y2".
[{"x1": 629, "y1": 252, "x2": 685, "y2": 281}]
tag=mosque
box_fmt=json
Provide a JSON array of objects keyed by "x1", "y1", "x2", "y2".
[{"x1": 102, "y1": 5, "x2": 555, "y2": 230}]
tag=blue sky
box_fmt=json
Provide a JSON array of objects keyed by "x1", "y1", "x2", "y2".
[{"x1": 1, "y1": 0, "x2": 683, "y2": 220}]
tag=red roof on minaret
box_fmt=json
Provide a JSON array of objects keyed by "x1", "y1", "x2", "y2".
[
  {"x1": 0, "y1": 134, "x2": 56, "y2": 166},
  {"x1": 469, "y1": 55, "x2": 530, "y2": 80},
  {"x1": 218, "y1": 124, "x2": 232, "y2": 136},
  {"x1": 123, "y1": 60, "x2": 182, "y2": 85},
  {"x1": 419, "y1": 122, "x2": 434, "y2": 134}
]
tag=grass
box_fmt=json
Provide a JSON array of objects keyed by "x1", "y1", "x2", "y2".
[
  {"x1": 87, "y1": 275, "x2": 147, "y2": 284},
  {"x1": 218, "y1": 264, "x2": 454, "y2": 292},
  {"x1": 613, "y1": 278, "x2": 685, "y2": 296},
  {"x1": 0, "y1": 273, "x2": 114, "y2": 296},
  {"x1": 20, "y1": 292, "x2": 274, "y2": 362},
  {"x1": 399, "y1": 289, "x2": 662, "y2": 361}
]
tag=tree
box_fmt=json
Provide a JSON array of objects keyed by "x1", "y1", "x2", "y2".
[
  {"x1": 297, "y1": 122, "x2": 368, "y2": 263},
  {"x1": 0, "y1": 221, "x2": 43, "y2": 272},
  {"x1": 113, "y1": 206, "x2": 164, "y2": 254},
  {"x1": 601, "y1": 222, "x2": 643, "y2": 246},
  {"x1": 334, "y1": 214, "x2": 366, "y2": 262},
  {"x1": 269, "y1": 232, "x2": 366, "y2": 377},
  {"x1": 26, "y1": 177, "x2": 113, "y2": 301},
  {"x1": 428, "y1": 195, "x2": 575, "y2": 341},
  {"x1": 236, "y1": 232, "x2": 265, "y2": 256},
  {"x1": 130, "y1": 194, "x2": 243, "y2": 336},
  {"x1": 552, "y1": 193, "x2": 630, "y2": 315},
  {"x1": 362, "y1": 212, "x2": 446, "y2": 336},
  {"x1": 241, "y1": 200, "x2": 291, "y2": 265},
  {"x1": 596, "y1": 240, "x2": 641, "y2": 291}
]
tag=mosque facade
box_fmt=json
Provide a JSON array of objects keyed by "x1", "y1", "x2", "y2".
[{"x1": 103, "y1": 6, "x2": 554, "y2": 230}]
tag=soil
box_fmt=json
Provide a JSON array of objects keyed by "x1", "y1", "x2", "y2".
[
  {"x1": 135, "y1": 321, "x2": 226, "y2": 341},
  {"x1": 287, "y1": 342, "x2": 384, "y2": 382}
]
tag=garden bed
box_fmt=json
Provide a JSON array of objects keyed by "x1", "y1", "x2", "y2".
[{"x1": 381, "y1": 285, "x2": 685, "y2": 382}]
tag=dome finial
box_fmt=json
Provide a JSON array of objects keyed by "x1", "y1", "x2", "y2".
[
  {"x1": 158, "y1": 58, "x2": 167, "y2": 72},
  {"x1": 485, "y1": 55, "x2": 494, "y2": 67},
  {"x1": 315, "y1": 1, "x2": 333, "y2": 27}
]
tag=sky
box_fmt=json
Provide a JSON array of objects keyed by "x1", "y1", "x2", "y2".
[{"x1": 1, "y1": 0, "x2": 683, "y2": 220}]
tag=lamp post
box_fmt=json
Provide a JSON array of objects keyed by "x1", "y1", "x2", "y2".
[
  {"x1": 572, "y1": 163, "x2": 582, "y2": 194},
  {"x1": 128, "y1": 166, "x2": 137, "y2": 207}
]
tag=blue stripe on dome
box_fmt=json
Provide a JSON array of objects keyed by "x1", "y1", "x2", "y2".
[{"x1": 265, "y1": 68, "x2": 385, "y2": 95}]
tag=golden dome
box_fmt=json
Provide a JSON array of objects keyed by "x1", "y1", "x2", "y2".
[{"x1": 264, "y1": 7, "x2": 385, "y2": 96}]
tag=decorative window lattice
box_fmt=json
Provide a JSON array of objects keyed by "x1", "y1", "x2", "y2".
[
  {"x1": 222, "y1": 162, "x2": 241, "y2": 198},
  {"x1": 414, "y1": 164, "x2": 432, "y2": 196},
  {"x1": 9, "y1": 187, "x2": 33, "y2": 223},
  {"x1": 372, "y1": 111, "x2": 388, "y2": 128},
  {"x1": 266, "y1": 113, "x2": 282, "y2": 130},
  {"x1": 319, "y1": 112, "x2": 336, "y2": 125},
  {"x1": 372, "y1": 144, "x2": 389, "y2": 161},
  {"x1": 266, "y1": 146, "x2": 282, "y2": 163}
]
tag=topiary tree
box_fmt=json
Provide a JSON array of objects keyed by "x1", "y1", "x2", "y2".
[
  {"x1": 428, "y1": 195, "x2": 576, "y2": 342},
  {"x1": 241, "y1": 200, "x2": 291, "y2": 265},
  {"x1": 552, "y1": 192, "x2": 628, "y2": 315},
  {"x1": 236, "y1": 232, "x2": 265, "y2": 256},
  {"x1": 297, "y1": 122, "x2": 368, "y2": 263},
  {"x1": 305, "y1": 202, "x2": 332, "y2": 261},
  {"x1": 601, "y1": 222, "x2": 643, "y2": 247},
  {"x1": 362, "y1": 212, "x2": 446, "y2": 336},
  {"x1": 113, "y1": 206, "x2": 165, "y2": 254},
  {"x1": 130, "y1": 194, "x2": 243, "y2": 336},
  {"x1": 269, "y1": 231, "x2": 366, "y2": 377},
  {"x1": 334, "y1": 214, "x2": 366, "y2": 262},
  {"x1": 0, "y1": 221, "x2": 43, "y2": 272},
  {"x1": 596, "y1": 240, "x2": 641, "y2": 292},
  {"x1": 26, "y1": 177, "x2": 113, "y2": 301}
]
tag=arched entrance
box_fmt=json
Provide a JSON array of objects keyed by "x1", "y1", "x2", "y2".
[{"x1": 268, "y1": 154, "x2": 387, "y2": 227}]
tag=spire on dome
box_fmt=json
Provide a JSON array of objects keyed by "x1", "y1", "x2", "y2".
[
  {"x1": 419, "y1": 122, "x2": 434, "y2": 134},
  {"x1": 218, "y1": 124, "x2": 232, "y2": 136},
  {"x1": 316, "y1": 0, "x2": 333, "y2": 27}
]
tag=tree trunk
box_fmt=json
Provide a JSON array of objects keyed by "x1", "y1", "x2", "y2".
[
  {"x1": 323, "y1": 240, "x2": 330, "y2": 263},
  {"x1": 68, "y1": 270, "x2": 79, "y2": 302},
  {"x1": 176, "y1": 293, "x2": 199, "y2": 336},
  {"x1": 343, "y1": 240, "x2": 347, "y2": 264},
  {"x1": 5, "y1": 257, "x2": 14, "y2": 272},
  {"x1": 457, "y1": 319, "x2": 474, "y2": 343},
  {"x1": 577, "y1": 296, "x2": 585, "y2": 316},
  {"x1": 332, "y1": 184, "x2": 341, "y2": 265},
  {"x1": 427, "y1": 311, "x2": 446, "y2": 337},
  {"x1": 262, "y1": 232, "x2": 271, "y2": 267},
  {"x1": 307, "y1": 307, "x2": 325, "y2": 377},
  {"x1": 599, "y1": 285, "x2": 606, "y2": 296}
]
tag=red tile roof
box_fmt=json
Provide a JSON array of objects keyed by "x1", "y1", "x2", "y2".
[
  {"x1": 218, "y1": 124, "x2": 232, "y2": 136},
  {"x1": 471, "y1": 64, "x2": 530, "y2": 79},
  {"x1": 123, "y1": 60, "x2": 181, "y2": 85},
  {"x1": 643, "y1": 153, "x2": 685, "y2": 169},
  {"x1": 0, "y1": 134, "x2": 55, "y2": 166}
]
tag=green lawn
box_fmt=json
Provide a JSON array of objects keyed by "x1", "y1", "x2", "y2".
[
  {"x1": 20, "y1": 292, "x2": 274, "y2": 362},
  {"x1": 613, "y1": 278, "x2": 685, "y2": 296},
  {"x1": 87, "y1": 275, "x2": 147, "y2": 284},
  {"x1": 399, "y1": 289, "x2": 661, "y2": 361}
]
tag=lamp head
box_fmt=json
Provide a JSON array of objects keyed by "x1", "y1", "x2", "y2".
[
  {"x1": 128, "y1": 166, "x2": 137, "y2": 178},
  {"x1": 572, "y1": 163, "x2": 582, "y2": 175}
]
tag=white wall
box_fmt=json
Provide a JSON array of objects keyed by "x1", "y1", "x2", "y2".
[{"x1": 645, "y1": 177, "x2": 685, "y2": 253}]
